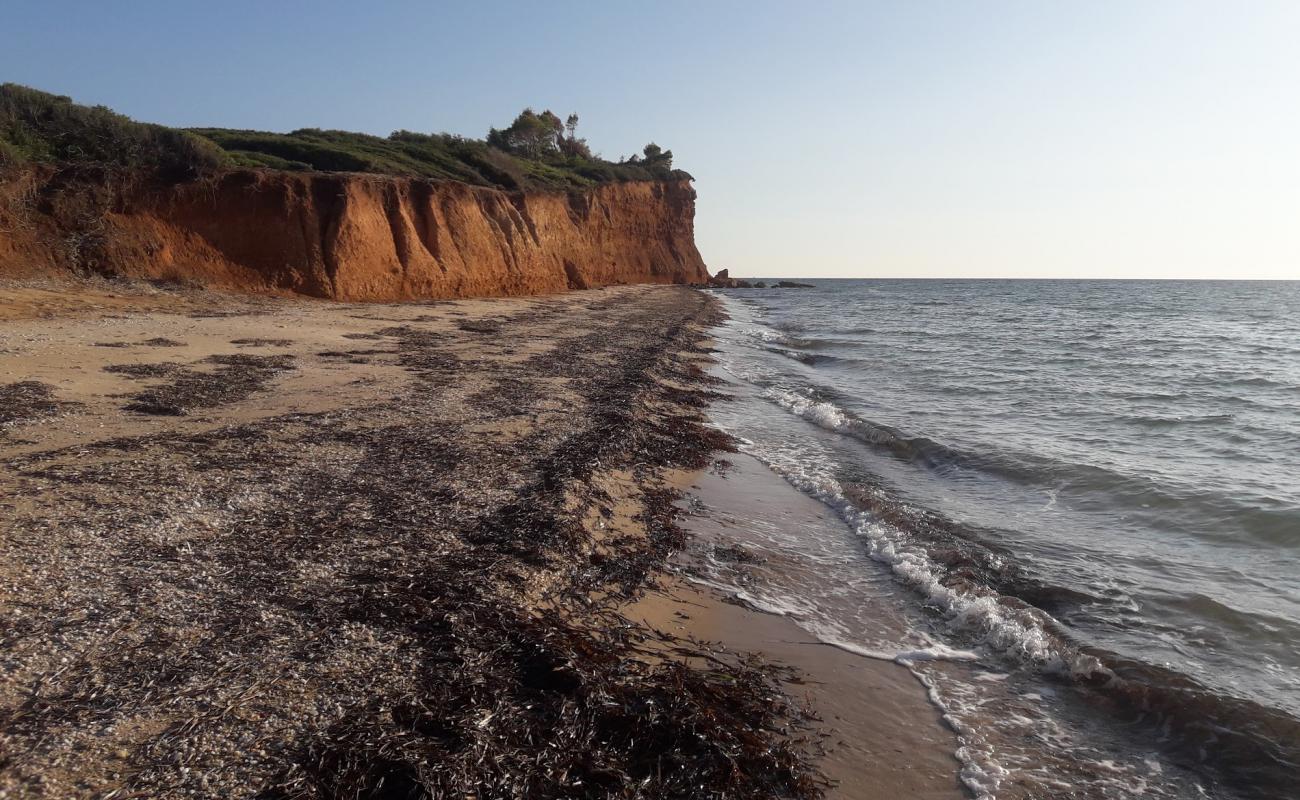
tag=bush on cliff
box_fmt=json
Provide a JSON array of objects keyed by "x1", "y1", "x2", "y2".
[
  {"x1": 0, "y1": 84, "x2": 691, "y2": 191},
  {"x1": 0, "y1": 83, "x2": 226, "y2": 178}
]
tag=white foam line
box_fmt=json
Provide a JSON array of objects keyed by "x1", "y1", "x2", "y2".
[
  {"x1": 814, "y1": 634, "x2": 981, "y2": 665},
  {"x1": 680, "y1": 574, "x2": 807, "y2": 619}
]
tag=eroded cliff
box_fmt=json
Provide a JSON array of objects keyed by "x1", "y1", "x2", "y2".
[{"x1": 0, "y1": 169, "x2": 709, "y2": 300}]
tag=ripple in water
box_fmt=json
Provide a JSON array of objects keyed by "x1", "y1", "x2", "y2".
[{"x1": 705, "y1": 279, "x2": 1300, "y2": 800}]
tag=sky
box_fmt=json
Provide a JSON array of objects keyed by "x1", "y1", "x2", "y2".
[{"x1": 3, "y1": 1, "x2": 1298, "y2": 279}]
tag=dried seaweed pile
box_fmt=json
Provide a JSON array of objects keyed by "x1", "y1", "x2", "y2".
[
  {"x1": 0, "y1": 380, "x2": 71, "y2": 434},
  {"x1": 269, "y1": 610, "x2": 815, "y2": 800},
  {"x1": 121, "y1": 353, "x2": 296, "y2": 416},
  {"x1": 0, "y1": 288, "x2": 824, "y2": 799},
  {"x1": 103, "y1": 362, "x2": 185, "y2": 379},
  {"x1": 94, "y1": 337, "x2": 187, "y2": 349}
]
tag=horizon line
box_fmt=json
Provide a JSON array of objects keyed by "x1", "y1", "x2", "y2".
[{"x1": 726, "y1": 276, "x2": 1300, "y2": 282}]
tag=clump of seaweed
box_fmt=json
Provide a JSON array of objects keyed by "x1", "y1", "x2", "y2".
[
  {"x1": 188, "y1": 310, "x2": 257, "y2": 319},
  {"x1": 317, "y1": 347, "x2": 391, "y2": 365},
  {"x1": 0, "y1": 381, "x2": 68, "y2": 432},
  {"x1": 96, "y1": 337, "x2": 189, "y2": 348},
  {"x1": 714, "y1": 541, "x2": 765, "y2": 564},
  {"x1": 123, "y1": 353, "x2": 295, "y2": 415},
  {"x1": 266, "y1": 609, "x2": 820, "y2": 800},
  {"x1": 457, "y1": 319, "x2": 503, "y2": 334},
  {"x1": 103, "y1": 361, "x2": 185, "y2": 379},
  {"x1": 232, "y1": 338, "x2": 294, "y2": 347},
  {"x1": 318, "y1": 349, "x2": 390, "y2": 358}
]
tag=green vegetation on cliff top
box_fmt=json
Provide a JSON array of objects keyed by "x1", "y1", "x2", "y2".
[{"x1": 0, "y1": 83, "x2": 689, "y2": 191}]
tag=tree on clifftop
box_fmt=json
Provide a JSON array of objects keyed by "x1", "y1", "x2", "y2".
[
  {"x1": 488, "y1": 108, "x2": 590, "y2": 159},
  {"x1": 487, "y1": 108, "x2": 562, "y2": 157},
  {"x1": 641, "y1": 142, "x2": 672, "y2": 169},
  {"x1": 621, "y1": 142, "x2": 674, "y2": 172},
  {"x1": 558, "y1": 112, "x2": 592, "y2": 158}
]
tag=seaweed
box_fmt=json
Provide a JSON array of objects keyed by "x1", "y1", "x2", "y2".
[
  {"x1": 103, "y1": 361, "x2": 185, "y2": 379},
  {"x1": 96, "y1": 337, "x2": 188, "y2": 348},
  {"x1": 123, "y1": 353, "x2": 295, "y2": 415},
  {"x1": 0, "y1": 380, "x2": 69, "y2": 432},
  {"x1": 265, "y1": 611, "x2": 820, "y2": 800},
  {"x1": 714, "y1": 541, "x2": 765, "y2": 565}
]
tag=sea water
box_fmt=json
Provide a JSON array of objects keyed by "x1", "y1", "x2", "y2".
[{"x1": 697, "y1": 280, "x2": 1300, "y2": 799}]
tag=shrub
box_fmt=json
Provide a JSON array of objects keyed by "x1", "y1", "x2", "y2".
[
  {"x1": 0, "y1": 85, "x2": 693, "y2": 190},
  {"x1": 0, "y1": 83, "x2": 227, "y2": 178}
]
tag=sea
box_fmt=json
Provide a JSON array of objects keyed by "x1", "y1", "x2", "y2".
[{"x1": 695, "y1": 280, "x2": 1299, "y2": 799}]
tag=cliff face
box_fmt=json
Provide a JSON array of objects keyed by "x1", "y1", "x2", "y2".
[{"x1": 0, "y1": 169, "x2": 709, "y2": 300}]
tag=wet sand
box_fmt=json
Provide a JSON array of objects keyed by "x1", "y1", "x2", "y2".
[
  {"x1": 631, "y1": 454, "x2": 965, "y2": 800},
  {"x1": 1, "y1": 279, "x2": 960, "y2": 798}
]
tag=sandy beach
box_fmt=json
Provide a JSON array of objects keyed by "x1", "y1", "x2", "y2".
[{"x1": 0, "y1": 279, "x2": 959, "y2": 798}]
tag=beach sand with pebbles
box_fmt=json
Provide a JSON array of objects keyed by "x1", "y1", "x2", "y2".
[{"x1": 0, "y1": 280, "x2": 960, "y2": 799}]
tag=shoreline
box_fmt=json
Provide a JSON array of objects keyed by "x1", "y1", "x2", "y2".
[
  {"x1": 0, "y1": 279, "x2": 958, "y2": 798},
  {"x1": 630, "y1": 453, "x2": 965, "y2": 799}
]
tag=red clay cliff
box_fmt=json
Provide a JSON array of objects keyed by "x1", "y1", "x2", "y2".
[{"x1": 0, "y1": 168, "x2": 709, "y2": 300}]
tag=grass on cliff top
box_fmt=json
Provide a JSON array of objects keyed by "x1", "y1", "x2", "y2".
[{"x1": 0, "y1": 83, "x2": 689, "y2": 191}]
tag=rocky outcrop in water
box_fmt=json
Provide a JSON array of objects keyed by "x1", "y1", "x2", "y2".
[{"x1": 703, "y1": 270, "x2": 814, "y2": 289}]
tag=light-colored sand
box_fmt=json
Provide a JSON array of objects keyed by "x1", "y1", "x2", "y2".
[{"x1": 0, "y1": 279, "x2": 568, "y2": 454}]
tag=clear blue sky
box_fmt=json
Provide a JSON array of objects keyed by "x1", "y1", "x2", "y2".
[{"x1": 4, "y1": 1, "x2": 1298, "y2": 279}]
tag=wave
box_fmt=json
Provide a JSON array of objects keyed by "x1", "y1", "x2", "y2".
[
  {"x1": 1078, "y1": 651, "x2": 1300, "y2": 798},
  {"x1": 1194, "y1": 374, "x2": 1295, "y2": 390},
  {"x1": 1119, "y1": 412, "x2": 1236, "y2": 428},
  {"x1": 1110, "y1": 390, "x2": 1192, "y2": 401},
  {"x1": 820, "y1": 634, "x2": 981, "y2": 664},
  {"x1": 743, "y1": 431, "x2": 1300, "y2": 798},
  {"x1": 763, "y1": 347, "x2": 846, "y2": 366},
  {"x1": 745, "y1": 325, "x2": 866, "y2": 354},
  {"x1": 746, "y1": 327, "x2": 821, "y2": 350},
  {"x1": 763, "y1": 386, "x2": 1300, "y2": 548},
  {"x1": 862, "y1": 492, "x2": 1300, "y2": 796},
  {"x1": 764, "y1": 387, "x2": 1047, "y2": 480}
]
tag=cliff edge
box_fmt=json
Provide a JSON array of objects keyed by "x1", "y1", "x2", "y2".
[{"x1": 0, "y1": 168, "x2": 709, "y2": 301}]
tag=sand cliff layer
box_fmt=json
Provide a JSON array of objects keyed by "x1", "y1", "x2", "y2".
[{"x1": 0, "y1": 169, "x2": 708, "y2": 300}]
